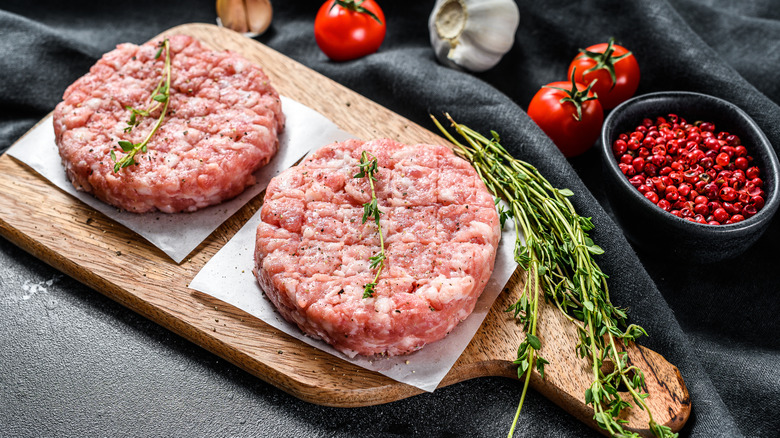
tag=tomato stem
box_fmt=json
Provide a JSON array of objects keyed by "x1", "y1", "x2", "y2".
[
  {"x1": 576, "y1": 37, "x2": 632, "y2": 91},
  {"x1": 331, "y1": 0, "x2": 383, "y2": 25},
  {"x1": 543, "y1": 68, "x2": 598, "y2": 122}
]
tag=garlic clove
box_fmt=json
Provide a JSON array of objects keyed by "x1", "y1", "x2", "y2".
[
  {"x1": 217, "y1": 0, "x2": 248, "y2": 33},
  {"x1": 216, "y1": 0, "x2": 273, "y2": 36},
  {"x1": 463, "y1": 1, "x2": 518, "y2": 53},
  {"x1": 429, "y1": 0, "x2": 520, "y2": 72},
  {"x1": 449, "y1": 32, "x2": 504, "y2": 72},
  {"x1": 245, "y1": 0, "x2": 273, "y2": 34}
]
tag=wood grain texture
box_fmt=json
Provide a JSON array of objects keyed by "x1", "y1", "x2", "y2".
[{"x1": 0, "y1": 23, "x2": 690, "y2": 436}]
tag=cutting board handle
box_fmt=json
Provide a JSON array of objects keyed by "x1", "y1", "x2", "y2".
[{"x1": 437, "y1": 267, "x2": 691, "y2": 437}]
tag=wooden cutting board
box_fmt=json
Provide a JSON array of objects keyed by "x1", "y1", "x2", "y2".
[{"x1": 0, "y1": 23, "x2": 690, "y2": 436}]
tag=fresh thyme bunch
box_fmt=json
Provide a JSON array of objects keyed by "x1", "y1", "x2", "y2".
[
  {"x1": 111, "y1": 39, "x2": 172, "y2": 173},
  {"x1": 431, "y1": 114, "x2": 677, "y2": 438}
]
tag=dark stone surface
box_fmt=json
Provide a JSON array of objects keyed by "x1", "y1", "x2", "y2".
[{"x1": 1, "y1": 1, "x2": 779, "y2": 437}]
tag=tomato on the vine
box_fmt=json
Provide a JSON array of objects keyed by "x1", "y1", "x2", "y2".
[
  {"x1": 567, "y1": 38, "x2": 639, "y2": 110},
  {"x1": 314, "y1": 0, "x2": 386, "y2": 62},
  {"x1": 527, "y1": 71, "x2": 604, "y2": 157}
]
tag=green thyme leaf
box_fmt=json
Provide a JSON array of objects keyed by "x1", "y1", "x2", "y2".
[
  {"x1": 558, "y1": 188, "x2": 575, "y2": 197},
  {"x1": 526, "y1": 334, "x2": 541, "y2": 350},
  {"x1": 369, "y1": 252, "x2": 385, "y2": 269},
  {"x1": 362, "y1": 282, "x2": 376, "y2": 299},
  {"x1": 536, "y1": 356, "x2": 549, "y2": 379},
  {"x1": 118, "y1": 140, "x2": 134, "y2": 152}
]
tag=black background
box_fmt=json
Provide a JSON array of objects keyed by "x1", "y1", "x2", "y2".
[{"x1": 1, "y1": 1, "x2": 778, "y2": 437}]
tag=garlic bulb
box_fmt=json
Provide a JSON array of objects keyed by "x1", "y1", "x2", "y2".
[
  {"x1": 429, "y1": 0, "x2": 520, "y2": 72},
  {"x1": 216, "y1": 0, "x2": 273, "y2": 36}
]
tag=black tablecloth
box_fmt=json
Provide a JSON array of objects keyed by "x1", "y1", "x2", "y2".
[{"x1": 1, "y1": 1, "x2": 778, "y2": 437}]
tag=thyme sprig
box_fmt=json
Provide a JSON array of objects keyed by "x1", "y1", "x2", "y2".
[
  {"x1": 431, "y1": 114, "x2": 677, "y2": 438},
  {"x1": 111, "y1": 38, "x2": 171, "y2": 173},
  {"x1": 354, "y1": 151, "x2": 386, "y2": 298}
]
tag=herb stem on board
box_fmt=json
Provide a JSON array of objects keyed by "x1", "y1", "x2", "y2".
[
  {"x1": 431, "y1": 114, "x2": 677, "y2": 438},
  {"x1": 354, "y1": 151, "x2": 386, "y2": 298},
  {"x1": 111, "y1": 38, "x2": 172, "y2": 173}
]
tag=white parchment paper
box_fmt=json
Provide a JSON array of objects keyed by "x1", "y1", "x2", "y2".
[
  {"x1": 7, "y1": 96, "x2": 355, "y2": 263},
  {"x1": 189, "y1": 204, "x2": 519, "y2": 392}
]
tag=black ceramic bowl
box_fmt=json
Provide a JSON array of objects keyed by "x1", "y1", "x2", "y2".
[{"x1": 600, "y1": 91, "x2": 780, "y2": 263}]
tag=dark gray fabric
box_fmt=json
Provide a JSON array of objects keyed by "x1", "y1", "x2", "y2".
[{"x1": 1, "y1": 1, "x2": 777, "y2": 437}]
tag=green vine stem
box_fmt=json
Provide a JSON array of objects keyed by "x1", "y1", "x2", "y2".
[
  {"x1": 331, "y1": 0, "x2": 383, "y2": 24},
  {"x1": 576, "y1": 37, "x2": 632, "y2": 90}
]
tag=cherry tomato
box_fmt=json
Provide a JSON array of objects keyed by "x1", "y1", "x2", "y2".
[
  {"x1": 314, "y1": 0, "x2": 386, "y2": 62},
  {"x1": 527, "y1": 73, "x2": 604, "y2": 157},
  {"x1": 567, "y1": 38, "x2": 640, "y2": 110}
]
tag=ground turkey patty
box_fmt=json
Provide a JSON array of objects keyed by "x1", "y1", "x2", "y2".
[
  {"x1": 254, "y1": 139, "x2": 500, "y2": 357},
  {"x1": 52, "y1": 35, "x2": 284, "y2": 213}
]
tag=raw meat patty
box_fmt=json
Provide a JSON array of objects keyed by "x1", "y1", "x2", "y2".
[
  {"x1": 254, "y1": 139, "x2": 500, "y2": 357},
  {"x1": 52, "y1": 35, "x2": 284, "y2": 213}
]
